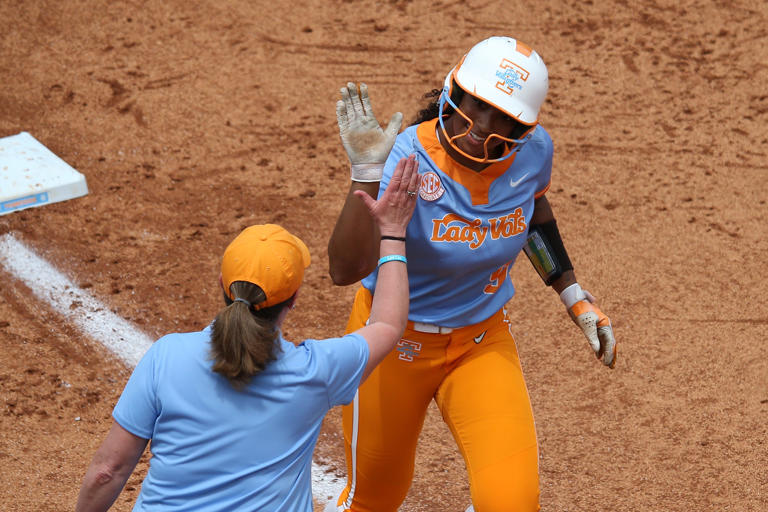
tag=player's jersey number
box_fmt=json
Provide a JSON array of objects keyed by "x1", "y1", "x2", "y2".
[{"x1": 483, "y1": 262, "x2": 512, "y2": 294}]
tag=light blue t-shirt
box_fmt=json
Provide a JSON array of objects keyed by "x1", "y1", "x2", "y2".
[
  {"x1": 113, "y1": 325, "x2": 369, "y2": 511},
  {"x1": 361, "y1": 118, "x2": 553, "y2": 327}
]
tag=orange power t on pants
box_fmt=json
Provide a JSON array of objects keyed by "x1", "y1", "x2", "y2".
[{"x1": 332, "y1": 287, "x2": 540, "y2": 512}]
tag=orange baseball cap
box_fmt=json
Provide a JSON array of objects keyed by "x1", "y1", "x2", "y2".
[{"x1": 220, "y1": 224, "x2": 311, "y2": 309}]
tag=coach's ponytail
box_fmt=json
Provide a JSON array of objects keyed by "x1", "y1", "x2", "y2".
[{"x1": 210, "y1": 281, "x2": 293, "y2": 390}]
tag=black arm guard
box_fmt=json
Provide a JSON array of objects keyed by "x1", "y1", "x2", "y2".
[{"x1": 523, "y1": 220, "x2": 573, "y2": 286}]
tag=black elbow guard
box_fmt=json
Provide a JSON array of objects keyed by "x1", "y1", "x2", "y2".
[{"x1": 523, "y1": 220, "x2": 573, "y2": 286}]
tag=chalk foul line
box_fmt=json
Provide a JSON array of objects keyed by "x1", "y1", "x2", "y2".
[{"x1": 0, "y1": 232, "x2": 343, "y2": 506}]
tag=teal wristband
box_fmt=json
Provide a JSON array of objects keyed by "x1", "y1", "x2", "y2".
[{"x1": 377, "y1": 254, "x2": 407, "y2": 267}]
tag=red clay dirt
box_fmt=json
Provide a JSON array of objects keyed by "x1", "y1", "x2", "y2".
[{"x1": 1, "y1": 1, "x2": 767, "y2": 511}]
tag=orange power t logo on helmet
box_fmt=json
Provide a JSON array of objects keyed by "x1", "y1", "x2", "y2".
[{"x1": 495, "y1": 59, "x2": 530, "y2": 96}]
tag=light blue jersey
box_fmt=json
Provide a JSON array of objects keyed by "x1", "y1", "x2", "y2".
[
  {"x1": 361, "y1": 118, "x2": 552, "y2": 327},
  {"x1": 113, "y1": 325, "x2": 369, "y2": 511}
]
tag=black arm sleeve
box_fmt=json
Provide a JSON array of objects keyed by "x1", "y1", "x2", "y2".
[{"x1": 522, "y1": 220, "x2": 573, "y2": 286}]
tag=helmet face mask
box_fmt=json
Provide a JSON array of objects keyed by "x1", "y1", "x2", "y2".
[
  {"x1": 437, "y1": 37, "x2": 549, "y2": 164},
  {"x1": 438, "y1": 87, "x2": 536, "y2": 163}
]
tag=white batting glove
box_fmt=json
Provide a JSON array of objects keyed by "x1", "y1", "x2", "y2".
[
  {"x1": 336, "y1": 82, "x2": 403, "y2": 182},
  {"x1": 560, "y1": 283, "x2": 617, "y2": 369}
]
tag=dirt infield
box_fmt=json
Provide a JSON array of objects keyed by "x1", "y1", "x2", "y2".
[{"x1": 1, "y1": 0, "x2": 767, "y2": 510}]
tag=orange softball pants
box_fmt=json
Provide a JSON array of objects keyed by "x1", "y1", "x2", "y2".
[{"x1": 332, "y1": 287, "x2": 540, "y2": 512}]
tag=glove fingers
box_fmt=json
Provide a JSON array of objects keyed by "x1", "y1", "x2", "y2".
[
  {"x1": 597, "y1": 325, "x2": 617, "y2": 369},
  {"x1": 575, "y1": 311, "x2": 600, "y2": 354},
  {"x1": 569, "y1": 298, "x2": 616, "y2": 369},
  {"x1": 384, "y1": 112, "x2": 404, "y2": 139},
  {"x1": 359, "y1": 83, "x2": 374, "y2": 117},
  {"x1": 336, "y1": 100, "x2": 348, "y2": 132},
  {"x1": 339, "y1": 85, "x2": 353, "y2": 114},
  {"x1": 347, "y1": 82, "x2": 365, "y2": 118}
]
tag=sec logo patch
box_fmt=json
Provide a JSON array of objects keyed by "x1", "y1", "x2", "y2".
[{"x1": 419, "y1": 171, "x2": 445, "y2": 201}]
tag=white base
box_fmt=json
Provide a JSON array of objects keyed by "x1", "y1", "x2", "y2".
[{"x1": 0, "y1": 132, "x2": 88, "y2": 216}]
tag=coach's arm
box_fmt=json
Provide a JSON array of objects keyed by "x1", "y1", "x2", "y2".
[{"x1": 75, "y1": 422, "x2": 148, "y2": 512}]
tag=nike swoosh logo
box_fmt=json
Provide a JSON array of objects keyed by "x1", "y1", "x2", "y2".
[
  {"x1": 473, "y1": 331, "x2": 487, "y2": 344},
  {"x1": 510, "y1": 172, "x2": 530, "y2": 188}
]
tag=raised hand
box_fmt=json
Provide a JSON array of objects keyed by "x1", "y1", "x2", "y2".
[
  {"x1": 337, "y1": 82, "x2": 403, "y2": 181},
  {"x1": 354, "y1": 155, "x2": 420, "y2": 236}
]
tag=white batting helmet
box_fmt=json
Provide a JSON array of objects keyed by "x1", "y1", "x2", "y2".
[
  {"x1": 437, "y1": 37, "x2": 549, "y2": 163},
  {"x1": 445, "y1": 36, "x2": 549, "y2": 125}
]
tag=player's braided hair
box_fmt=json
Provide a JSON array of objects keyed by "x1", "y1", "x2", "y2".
[
  {"x1": 210, "y1": 281, "x2": 293, "y2": 390},
  {"x1": 411, "y1": 87, "x2": 464, "y2": 126}
]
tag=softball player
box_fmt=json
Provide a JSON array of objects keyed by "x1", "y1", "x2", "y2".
[{"x1": 327, "y1": 36, "x2": 617, "y2": 511}]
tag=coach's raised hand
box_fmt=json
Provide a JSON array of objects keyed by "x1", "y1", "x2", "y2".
[
  {"x1": 353, "y1": 155, "x2": 421, "y2": 236},
  {"x1": 336, "y1": 82, "x2": 403, "y2": 182}
]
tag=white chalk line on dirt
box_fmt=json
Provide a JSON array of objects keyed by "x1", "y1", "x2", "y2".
[{"x1": 0, "y1": 232, "x2": 342, "y2": 506}]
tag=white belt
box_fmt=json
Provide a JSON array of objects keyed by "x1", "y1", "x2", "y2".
[{"x1": 411, "y1": 322, "x2": 454, "y2": 334}]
